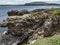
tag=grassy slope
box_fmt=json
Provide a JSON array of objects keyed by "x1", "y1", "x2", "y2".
[{"x1": 33, "y1": 35, "x2": 60, "y2": 45}]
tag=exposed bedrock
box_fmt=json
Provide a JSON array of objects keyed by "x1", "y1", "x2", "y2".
[
  {"x1": 7, "y1": 10, "x2": 30, "y2": 16},
  {"x1": 0, "y1": 9, "x2": 60, "y2": 45}
]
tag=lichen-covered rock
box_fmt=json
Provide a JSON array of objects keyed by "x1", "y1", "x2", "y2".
[
  {"x1": 42, "y1": 14, "x2": 60, "y2": 37},
  {"x1": 43, "y1": 19, "x2": 53, "y2": 37},
  {"x1": 52, "y1": 15, "x2": 60, "y2": 27},
  {"x1": 7, "y1": 10, "x2": 30, "y2": 16},
  {"x1": 18, "y1": 10, "x2": 30, "y2": 15},
  {"x1": 7, "y1": 10, "x2": 19, "y2": 16}
]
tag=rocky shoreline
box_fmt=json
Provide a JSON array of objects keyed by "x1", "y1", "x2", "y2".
[{"x1": 0, "y1": 8, "x2": 60, "y2": 45}]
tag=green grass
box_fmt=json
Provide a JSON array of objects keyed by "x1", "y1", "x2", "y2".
[
  {"x1": 31, "y1": 12, "x2": 41, "y2": 16},
  {"x1": 49, "y1": 8, "x2": 60, "y2": 15},
  {"x1": 31, "y1": 8, "x2": 60, "y2": 16},
  {"x1": 32, "y1": 35, "x2": 60, "y2": 45}
]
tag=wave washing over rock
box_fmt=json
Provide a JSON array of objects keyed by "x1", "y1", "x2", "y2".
[{"x1": 0, "y1": 9, "x2": 60, "y2": 45}]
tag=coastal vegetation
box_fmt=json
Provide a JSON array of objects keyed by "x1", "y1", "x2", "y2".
[
  {"x1": 33, "y1": 35, "x2": 60, "y2": 45},
  {"x1": 49, "y1": 8, "x2": 60, "y2": 15}
]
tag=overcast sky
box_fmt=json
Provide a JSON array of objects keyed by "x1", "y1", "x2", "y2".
[{"x1": 0, "y1": 0, "x2": 60, "y2": 5}]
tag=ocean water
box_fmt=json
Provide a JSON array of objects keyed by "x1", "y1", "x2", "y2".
[{"x1": 0, "y1": 5, "x2": 60, "y2": 32}]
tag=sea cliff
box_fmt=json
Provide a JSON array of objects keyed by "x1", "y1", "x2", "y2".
[{"x1": 0, "y1": 8, "x2": 60, "y2": 45}]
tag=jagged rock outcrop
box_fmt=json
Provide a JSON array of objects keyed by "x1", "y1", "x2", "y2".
[
  {"x1": 7, "y1": 10, "x2": 30, "y2": 16},
  {"x1": 43, "y1": 14, "x2": 60, "y2": 37},
  {"x1": 1, "y1": 9, "x2": 60, "y2": 45},
  {"x1": 1, "y1": 30, "x2": 34, "y2": 45}
]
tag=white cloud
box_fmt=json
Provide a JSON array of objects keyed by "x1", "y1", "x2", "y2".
[
  {"x1": 0, "y1": 0, "x2": 31, "y2": 4},
  {"x1": 0, "y1": 0, "x2": 60, "y2": 5},
  {"x1": 31, "y1": 0, "x2": 55, "y2": 1}
]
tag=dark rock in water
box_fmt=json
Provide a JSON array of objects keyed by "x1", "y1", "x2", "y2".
[
  {"x1": 0, "y1": 20, "x2": 8, "y2": 27},
  {"x1": 0, "y1": 23, "x2": 7, "y2": 27},
  {"x1": 0, "y1": 24, "x2": 7, "y2": 27}
]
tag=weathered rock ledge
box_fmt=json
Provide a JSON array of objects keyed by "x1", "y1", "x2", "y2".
[{"x1": 0, "y1": 9, "x2": 60, "y2": 45}]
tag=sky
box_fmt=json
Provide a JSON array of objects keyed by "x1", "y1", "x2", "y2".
[{"x1": 0, "y1": 0, "x2": 60, "y2": 5}]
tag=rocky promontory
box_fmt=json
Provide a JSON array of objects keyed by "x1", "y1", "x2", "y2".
[{"x1": 0, "y1": 8, "x2": 60, "y2": 45}]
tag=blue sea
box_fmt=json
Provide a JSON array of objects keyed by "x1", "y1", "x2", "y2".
[{"x1": 0, "y1": 5, "x2": 60, "y2": 32}]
